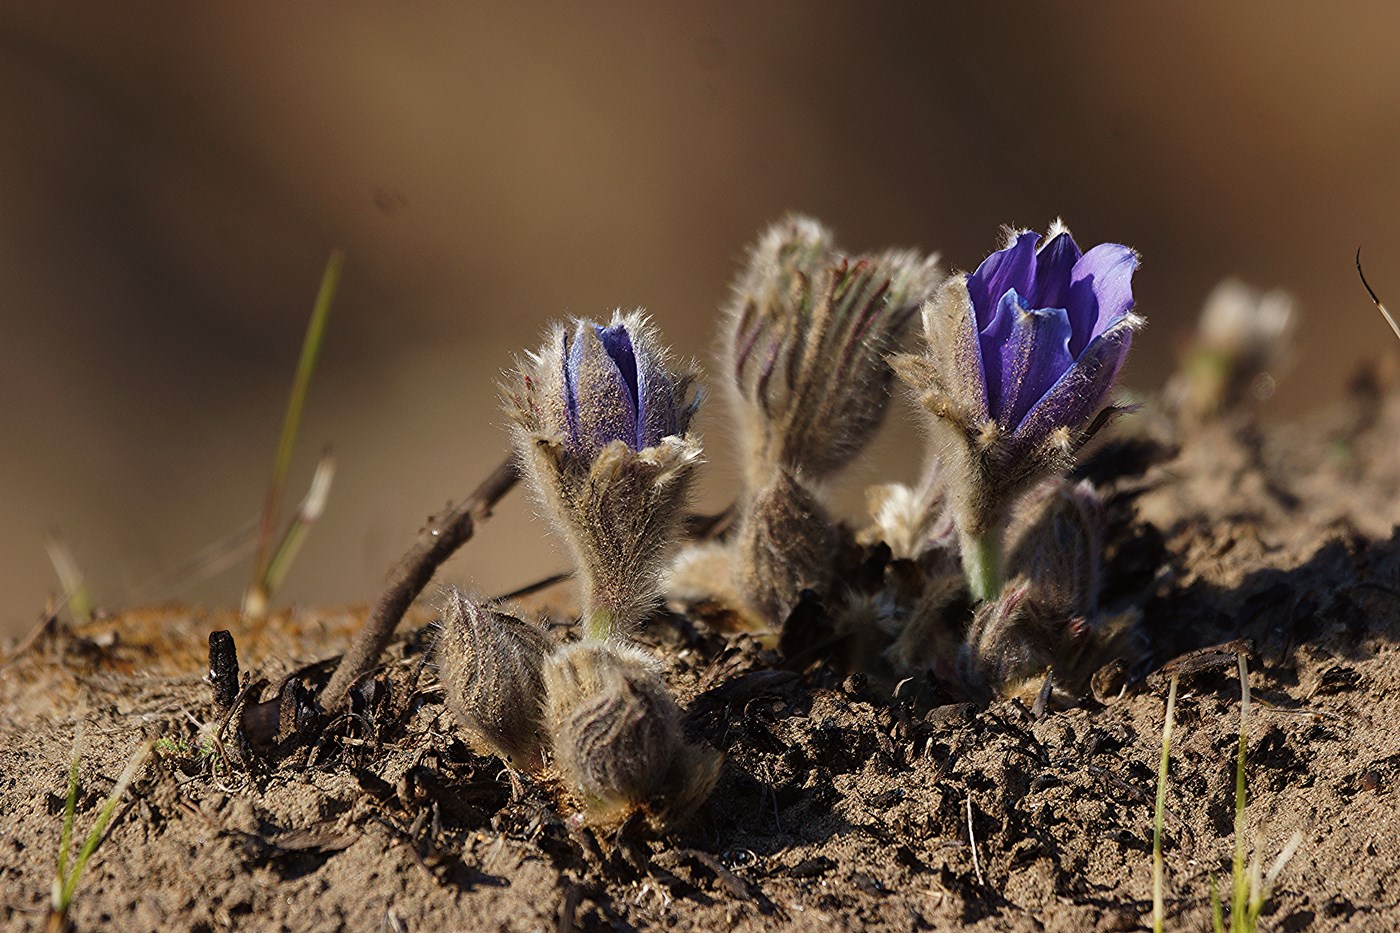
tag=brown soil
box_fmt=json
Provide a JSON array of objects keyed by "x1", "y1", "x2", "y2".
[{"x1": 5, "y1": 387, "x2": 1400, "y2": 932}]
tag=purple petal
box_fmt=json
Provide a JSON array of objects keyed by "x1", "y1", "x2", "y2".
[
  {"x1": 1008, "y1": 316, "x2": 1135, "y2": 452},
  {"x1": 977, "y1": 288, "x2": 1022, "y2": 419},
  {"x1": 1030, "y1": 231, "x2": 1082, "y2": 311},
  {"x1": 1067, "y1": 243, "x2": 1138, "y2": 357},
  {"x1": 595, "y1": 322, "x2": 642, "y2": 442},
  {"x1": 967, "y1": 231, "x2": 1040, "y2": 330},
  {"x1": 569, "y1": 322, "x2": 637, "y2": 453},
  {"x1": 563, "y1": 328, "x2": 582, "y2": 443},
  {"x1": 993, "y1": 300, "x2": 1075, "y2": 431}
]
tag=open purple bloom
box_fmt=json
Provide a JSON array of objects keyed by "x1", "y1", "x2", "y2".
[
  {"x1": 964, "y1": 229, "x2": 1139, "y2": 446},
  {"x1": 559, "y1": 313, "x2": 691, "y2": 459}
]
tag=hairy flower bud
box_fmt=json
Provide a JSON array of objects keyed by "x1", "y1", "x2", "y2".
[
  {"x1": 1168, "y1": 278, "x2": 1296, "y2": 421},
  {"x1": 961, "y1": 479, "x2": 1121, "y2": 697},
  {"x1": 507, "y1": 311, "x2": 703, "y2": 634},
  {"x1": 725, "y1": 216, "x2": 942, "y2": 486},
  {"x1": 1006, "y1": 478, "x2": 1105, "y2": 620},
  {"x1": 543, "y1": 641, "x2": 720, "y2": 826},
  {"x1": 434, "y1": 589, "x2": 551, "y2": 771},
  {"x1": 895, "y1": 222, "x2": 1141, "y2": 602}
]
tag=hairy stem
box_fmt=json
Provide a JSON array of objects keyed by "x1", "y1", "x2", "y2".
[{"x1": 959, "y1": 528, "x2": 1004, "y2": 603}]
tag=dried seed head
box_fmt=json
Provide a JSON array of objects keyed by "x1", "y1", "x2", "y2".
[
  {"x1": 543, "y1": 641, "x2": 718, "y2": 826},
  {"x1": 435, "y1": 589, "x2": 551, "y2": 771},
  {"x1": 507, "y1": 312, "x2": 704, "y2": 632},
  {"x1": 725, "y1": 216, "x2": 942, "y2": 487},
  {"x1": 734, "y1": 468, "x2": 838, "y2": 625}
]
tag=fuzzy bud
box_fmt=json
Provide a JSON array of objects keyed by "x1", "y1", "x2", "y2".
[
  {"x1": 543, "y1": 641, "x2": 720, "y2": 826},
  {"x1": 435, "y1": 589, "x2": 551, "y2": 771},
  {"x1": 1006, "y1": 478, "x2": 1105, "y2": 620},
  {"x1": 962, "y1": 479, "x2": 1114, "y2": 697},
  {"x1": 508, "y1": 311, "x2": 703, "y2": 632},
  {"x1": 1168, "y1": 278, "x2": 1296, "y2": 420},
  {"x1": 725, "y1": 216, "x2": 942, "y2": 487}
]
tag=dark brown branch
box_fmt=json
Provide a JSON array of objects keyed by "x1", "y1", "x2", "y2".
[{"x1": 321, "y1": 454, "x2": 519, "y2": 708}]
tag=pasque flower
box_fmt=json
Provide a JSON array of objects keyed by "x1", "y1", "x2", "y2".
[
  {"x1": 718, "y1": 217, "x2": 942, "y2": 624},
  {"x1": 895, "y1": 223, "x2": 1141, "y2": 602},
  {"x1": 508, "y1": 311, "x2": 702, "y2": 636}
]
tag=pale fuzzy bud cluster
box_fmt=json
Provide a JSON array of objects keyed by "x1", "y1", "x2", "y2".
[
  {"x1": 717, "y1": 217, "x2": 942, "y2": 625},
  {"x1": 1167, "y1": 278, "x2": 1297, "y2": 422},
  {"x1": 507, "y1": 310, "x2": 702, "y2": 633},
  {"x1": 434, "y1": 591, "x2": 720, "y2": 827},
  {"x1": 493, "y1": 312, "x2": 720, "y2": 826}
]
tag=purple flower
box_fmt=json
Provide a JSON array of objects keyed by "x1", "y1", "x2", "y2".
[
  {"x1": 558, "y1": 313, "x2": 694, "y2": 458},
  {"x1": 964, "y1": 228, "x2": 1139, "y2": 447}
]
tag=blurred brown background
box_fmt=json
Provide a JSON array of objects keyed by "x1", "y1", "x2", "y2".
[{"x1": 3, "y1": 3, "x2": 1398, "y2": 638}]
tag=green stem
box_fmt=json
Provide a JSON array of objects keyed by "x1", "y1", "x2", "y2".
[
  {"x1": 959, "y1": 529, "x2": 1004, "y2": 603},
  {"x1": 584, "y1": 607, "x2": 616, "y2": 641},
  {"x1": 1231, "y1": 652, "x2": 1251, "y2": 932},
  {"x1": 1152, "y1": 672, "x2": 1180, "y2": 933}
]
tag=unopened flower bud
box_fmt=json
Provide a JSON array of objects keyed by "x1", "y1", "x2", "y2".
[
  {"x1": 543, "y1": 641, "x2": 719, "y2": 826},
  {"x1": 725, "y1": 216, "x2": 942, "y2": 486},
  {"x1": 435, "y1": 589, "x2": 551, "y2": 771},
  {"x1": 1006, "y1": 478, "x2": 1105, "y2": 620},
  {"x1": 734, "y1": 468, "x2": 838, "y2": 625},
  {"x1": 507, "y1": 311, "x2": 703, "y2": 635}
]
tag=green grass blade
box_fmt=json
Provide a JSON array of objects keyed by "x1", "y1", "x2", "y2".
[
  {"x1": 52, "y1": 716, "x2": 85, "y2": 910},
  {"x1": 1152, "y1": 671, "x2": 1180, "y2": 933},
  {"x1": 57, "y1": 739, "x2": 154, "y2": 909},
  {"x1": 1211, "y1": 874, "x2": 1224, "y2": 933},
  {"x1": 262, "y1": 450, "x2": 336, "y2": 595},
  {"x1": 248, "y1": 249, "x2": 344, "y2": 609},
  {"x1": 45, "y1": 535, "x2": 92, "y2": 622},
  {"x1": 1231, "y1": 653, "x2": 1251, "y2": 932}
]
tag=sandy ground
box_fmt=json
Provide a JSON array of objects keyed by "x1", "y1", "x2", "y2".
[{"x1": 4, "y1": 386, "x2": 1400, "y2": 932}]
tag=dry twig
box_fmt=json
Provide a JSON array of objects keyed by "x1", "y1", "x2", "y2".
[{"x1": 322, "y1": 455, "x2": 519, "y2": 708}]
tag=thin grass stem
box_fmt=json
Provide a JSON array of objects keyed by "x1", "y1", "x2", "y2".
[
  {"x1": 248, "y1": 249, "x2": 344, "y2": 615},
  {"x1": 1231, "y1": 653, "x2": 1251, "y2": 931},
  {"x1": 1152, "y1": 671, "x2": 1180, "y2": 933},
  {"x1": 262, "y1": 450, "x2": 336, "y2": 596},
  {"x1": 57, "y1": 739, "x2": 154, "y2": 909}
]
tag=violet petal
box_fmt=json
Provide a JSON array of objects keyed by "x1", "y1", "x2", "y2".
[
  {"x1": 967, "y1": 232, "x2": 1040, "y2": 331},
  {"x1": 1030, "y1": 232, "x2": 1082, "y2": 311},
  {"x1": 1067, "y1": 243, "x2": 1138, "y2": 356},
  {"x1": 977, "y1": 288, "x2": 1024, "y2": 419},
  {"x1": 1007, "y1": 316, "x2": 1135, "y2": 453},
  {"x1": 996, "y1": 303, "x2": 1075, "y2": 432},
  {"x1": 570, "y1": 323, "x2": 637, "y2": 454}
]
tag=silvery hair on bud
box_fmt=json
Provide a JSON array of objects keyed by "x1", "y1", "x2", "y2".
[
  {"x1": 543, "y1": 640, "x2": 720, "y2": 826},
  {"x1": 506, "y1": 311, "x2": 704, "y2": 630},
  {"x1": 434, "y1": 588, "x2": 552, "y2": 772},
  {"x1": 723, "y1": 215, "x2": 942, "y2": 488}
]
